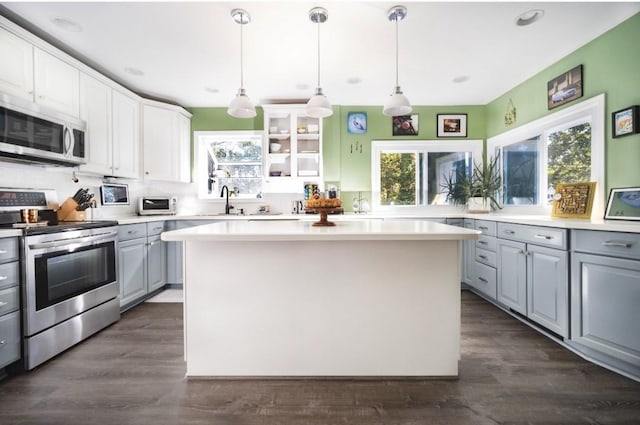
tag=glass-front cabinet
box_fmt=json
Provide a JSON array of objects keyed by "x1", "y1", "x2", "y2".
[{"x1": 263, "y1": 104, "x2": 322, "y2": 192}]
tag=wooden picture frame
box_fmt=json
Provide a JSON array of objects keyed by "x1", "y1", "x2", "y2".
[
  {"x1": 547, "y1": 65, "x2": 583, "y2": 110},
  {"x1": 437, "y1": 114, "x2": 467, "y2": 137},
  {"x1": 604, "y1": 187, "x2": 640, "y2": 220},
  {"x1": 612, "y1": 106, "x2": 640, "y2": 138},
  {"x1": 551, "y1": 182, "x2": 596, "y2": 219}
]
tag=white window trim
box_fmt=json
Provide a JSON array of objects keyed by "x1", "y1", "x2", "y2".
[
  {"x1": 487, "y1": 94, "x2": 605, "y2": 218},
  {"x1": 194, "y1": 131, "x2": 264, "y2": 201},
  {"x1": 371, "y1": 139, "x2": 484, "y2": 214}
]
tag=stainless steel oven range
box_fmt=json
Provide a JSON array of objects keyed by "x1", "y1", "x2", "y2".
[{"x1": 0, "y1": 188, "x2": 120, "y2": 370}]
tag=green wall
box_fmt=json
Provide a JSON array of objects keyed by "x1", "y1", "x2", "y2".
[
  {"x1": 189, "y1": 12, "x2": 640, "y2": 195},
  {"x1": 486, "y1": 12, "x2": 640, "y2": 191}
]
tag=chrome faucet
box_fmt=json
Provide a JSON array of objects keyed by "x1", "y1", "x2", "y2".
[{"x1": 220, "y1": 185, "x2": 234, "y2": 214}]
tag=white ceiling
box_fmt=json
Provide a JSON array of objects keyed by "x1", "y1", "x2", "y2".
[{"x1": 2, "y1": 1, "x2": 639, "y2": 108}]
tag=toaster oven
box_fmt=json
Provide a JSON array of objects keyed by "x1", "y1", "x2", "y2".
[{"x1": 138, "y1": 196, "x2": 177, "y2": 215}]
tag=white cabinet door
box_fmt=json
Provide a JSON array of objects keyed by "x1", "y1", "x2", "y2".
[
  {"x1": 34, "y1": 48, "x2": 80, "y2": 117},
  {"x1": 143, "y1": 104, "x2": 176, "y2": 181},
  {"x1": 0, "y1": 28, "x2": 34, "y2": 101},
  {"x1": 177, "y1": 113, "x2": 191, "y2": 183},
  {"x1": 79, "y1": 73, "x2": 112, "y2": 175},
  {"x1": 527, "y1": 244, "x2": 568, "y2": 336},
  {"x1": 112, "y1": 90, "x2": 140, "y2": 178}
]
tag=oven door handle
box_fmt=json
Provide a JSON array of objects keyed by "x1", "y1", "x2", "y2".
[{"x1": 28, "y1": 232, "x2": 116, "y2": 250}]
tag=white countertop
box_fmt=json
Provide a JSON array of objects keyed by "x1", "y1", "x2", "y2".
[{"x1": 161, "y1": 219, "x2": 481, "y2": 242}]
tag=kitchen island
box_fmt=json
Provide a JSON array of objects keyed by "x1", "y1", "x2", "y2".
[{"x1": 161, "y1": 219, "x2": 479, "y2": 378}]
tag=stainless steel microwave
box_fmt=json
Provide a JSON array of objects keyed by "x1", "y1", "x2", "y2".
[
  {"x1": 138, "y1": 196, "x2": 177, "y2": 215},
  {"x1": 0, "y1": 93, "x2": 86, "y2": 166}
]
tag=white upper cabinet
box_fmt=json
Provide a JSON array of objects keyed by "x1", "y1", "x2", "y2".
[
  {"x1": 112, "y1": 90, "x2": 140, "y2": 179},
  {"x1": 79, "y1": 73, "x2": 112, "y2": 175},
  {"x1": 0, "y1": 28, "x2": 34, "y2": 101},
  {"x1": 34, "y1": 48, "x2": 80, "y2": 117},
  {"x1": 142, "y1": 103, "x2": 191, "y2": 183}
]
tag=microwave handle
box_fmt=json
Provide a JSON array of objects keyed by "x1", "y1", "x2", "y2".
[{"x1": 63, "y1": 126, "x2": 75, "y2": 157}]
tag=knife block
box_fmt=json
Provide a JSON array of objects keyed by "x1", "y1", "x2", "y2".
[{"x1": 57, "y1": 198, "x2": 87, "y2": 222}]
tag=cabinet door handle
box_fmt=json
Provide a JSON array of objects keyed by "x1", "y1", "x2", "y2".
[
  {"x1": 478, "y1": 277, "x2": 488, "y2": 283},
  {"x1": 478, "y1": 240, "x2": 488, "y2": 245},
  {"x1": 0, "y1": 249, "x2": 7, "y2": 254},
  {"x1": 478, "y1": 226, "x2": 488, "y2": 230},
  {"x1": 0, "y1": 276, "x2": 7, "y2": 281},
  {"x1": 535, "y1": 234, "x2": 553, "y2": 240},
  {"x1": 0, "y1": 340, "x2": 5, "y2": 347},
  {"x1": 478, "y1": 255, "x2": 488, "y2": 260},
  {"x1": 504, "y1": 230, "x2": 515, "y2": 235},
  {"x1": 128, "y1": 230, "x2": 137, "y2": 234},
  {"x1": 0, "y1": 301, "x2": 7, "y2": 307},
  {"x1": 602, "y1": 241, "x2": 632, "y2": 248}
]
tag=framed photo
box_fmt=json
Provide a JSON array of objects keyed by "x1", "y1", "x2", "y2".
[
  {"x1": 392, "y1": 114, "x2": 418, "y2": 136},
  {"x1": 100, "y1": 183, "x2": 129, "y2": 206},
  {"x1": 604, "y1": 187, "x2": 640, "y2": 220},
  {"x1": 347, "y1": 112, "x2": 367, "y2": 134},
  {"x1": 551, "y1": 182, "x2": 596, "y2": 219},
  {"x1": 547, "y1": 65, "x2": 583, "y2": 110},
  {"x1": 437, "y1": 114, "x2": 467, "y2": 137},
  {"x1": 612, "y1": 106, "x2": 639, "y2": 138}
]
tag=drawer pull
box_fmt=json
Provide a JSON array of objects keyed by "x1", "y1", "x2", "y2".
[
  {"x1": 0, "y1": 249, "x2": 7, "y2": 254},
  {"x1": 504, "y1": 230, "x2": 515, "y2": 235},
  {"x1": 478, "y1": 277, "x2": 489, "y2": 283},
  {"x1": 602, "y1": 241, "x2": 632, "y2": 248},
  {"x1": 0, "y1": 340, "x2": 5, "y2": 347},
  {"x1": 478, "y1": 240, "x2": 488, "y2": 245},
  {"x1": 153, "y1": 227, "x2": 163, "y2": 231},
  {"x1": 535, "y1": 234, "x2": 553, "y2": 240},
  {"x1": 0, "y1": 301, "x2": 7, "y2": 307},
  {"x1": 478, "y1": 255, "x2": 488, "y2": 260},
  {"x1": 0, "y1": 276, "x2": 7, "y2": 281},
  {"x1": 478, "y1": 226, "x2": 489, "y2": 230},
  {"x1": 127, "y1": 230, "x2": 138, "y2": 234}
]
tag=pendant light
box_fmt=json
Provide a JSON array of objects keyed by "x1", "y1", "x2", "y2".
[
  {"x1": 228, "y1": 9, "x2": 256, "y2": 119},
  {"x1": 306, "y1": 7, "x2": 333, "y2": 118},
  {"x1": 383, "y1": 5, "x2": 412, "y2": 117}
]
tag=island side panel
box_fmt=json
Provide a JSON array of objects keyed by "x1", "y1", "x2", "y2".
[{"x1": 183, "y1": 239, "x2": 461, "y2": 377}]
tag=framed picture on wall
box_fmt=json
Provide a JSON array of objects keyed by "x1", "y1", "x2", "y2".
[
  {"x1": 612, "y1": 105, "x2": 639, "y2": 138},
  {"x1": 437, "y1": 114, "x2": 467, "y2": 137},
  {"x1": 604, "y1": 187, "x2": 640, "y2": 220},
  {"x1": 347, "y1": 112, "x2": 367, "y2": 134},
  {"x1": 547, "y1": 65, "x2": 583, "y2": 110},
  {"x1": 392, "y1": 115, "x2": 418, "y2": 136}
]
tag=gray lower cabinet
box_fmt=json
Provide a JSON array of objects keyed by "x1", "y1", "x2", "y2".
[
  {"x1": 166, "y1": 220, "x2": 217, "y2": 286},
  {"x1": 462, "y1": 219, "x2": 476, "y2": 285},
  {"x1": 467, "y1": 220, "x2": 497, "y2": 300},
  {"x1": 497, "y1": 223, "x2": 569, "y2": 337},
  {"x1": 0, "y1": 237, "x2": 20, "y2": 369},
  {"x1": 570, "y1": 230, "x2": 640, "y2": 378},
  {"x1": 118, "y1": 222, "x2": 166, "y2": 310}
]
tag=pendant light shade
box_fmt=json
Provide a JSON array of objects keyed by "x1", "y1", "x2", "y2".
[
  {"x1": 228, "y1": 9, "x2": 256, "y2": 119},
  {"x1": 383, "y1": 5, "x2": 412, "y2": 117},
  {"x1": 306, "y1": 7, "x2": 333, "y2": 118}
]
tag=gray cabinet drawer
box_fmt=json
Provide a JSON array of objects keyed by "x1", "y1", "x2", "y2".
[
  {"x1": 476, "y1": 247, "x2": 497, "y2": 267},
  {"x1": 476, "y1": 234, "x2": 496, "y2": 252},
  {"x1": 446, "y1": 218, "x2": 463, "y2": 227},
  {"x1": 498, "y1": 222, "x2": 567, "y2": 249},
  {"x1": 0, "y1": 286, "x2": 19, "y2": 315},
  {"x1": 0, "y1": 262, "x2": 19, "y2": 290},
  {"x1": 147, "y1": 221, "x2": 166, "y2": 236},
  {"x1": 118, "y1": 223, "x2": 147, "y2": 241},
  {"x1": 0, "y1": 311, "x2": 20, "y2": 368},
  {"x1": 572, "y1": 230, "x2": 640, "y2": 260},
  {"x1": 475, "y1": 220, "x2": 496, "y2": 236},
  {"x1": 0, "y1": 238, "x2": 19, "y2": 264},
  {"x1": 474, "y1": 262, "x2": 497, "y2": 300}
]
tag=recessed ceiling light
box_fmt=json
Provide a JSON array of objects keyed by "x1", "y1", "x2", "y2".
[
  {"x1": 205, "y1": 87, "x2": 219, "y2": 93},
  {"x1": 51, "y1": 17, "x2": 82, "y2": 32},
  {"x1": 296, "y1": 83, "x2": 310, "y2": 91},
  {"x1": 516, "y1": 9, "x2": 544, "y2": 26},
  {"x1": 346, "y1": 77, "x2": 362, "y2": 85},
  {"x1": 124, "y1": 67, "x2": 144, "y2": 77},
  {"x1": 452, "y1": 75, "x2": 470, "y2": 84}
]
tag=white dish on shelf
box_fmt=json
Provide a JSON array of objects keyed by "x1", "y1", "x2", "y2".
[{"x1": 270, "y1": 142, "x2": 282, "y2": 152}]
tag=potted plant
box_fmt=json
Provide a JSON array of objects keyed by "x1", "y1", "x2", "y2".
[{"x1": 442, "y1": 154, "x2": 502, "y2": 213}]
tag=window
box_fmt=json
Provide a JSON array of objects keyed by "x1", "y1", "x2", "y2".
[
  {"x1": 195, "y1": 131, "x2": 264, "y2": 199},
  {"x1": 372, "y1": 140, "x2": 483, "y2": 212},
  {"x1": 488, "y1": 94, "x2": 605, "y2": 215}
]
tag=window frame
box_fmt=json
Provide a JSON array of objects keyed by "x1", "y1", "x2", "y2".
[
  {"x1": 371, "y1": 139, "x2": 484, "y2": 214},
  {"x1": 487, "y1": 94, "x2": 605, "y2": 217},
  {"x1": 194, "y1": 130, "x2": 264, "y2": 200}
]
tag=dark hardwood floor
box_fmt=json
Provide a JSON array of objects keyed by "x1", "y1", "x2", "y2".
[{"x1": 1, "y1": 291, "x2": 639, "y2": 425}]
